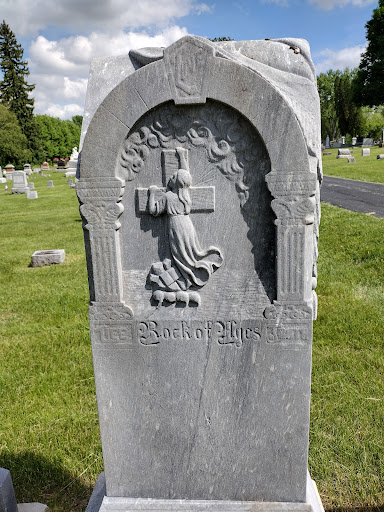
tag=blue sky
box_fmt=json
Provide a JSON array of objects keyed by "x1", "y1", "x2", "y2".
[{"x1": 0, "y1": 0, "x2": 377, "y2": 119}]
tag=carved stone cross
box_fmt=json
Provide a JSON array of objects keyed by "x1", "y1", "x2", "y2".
[{"x1": 136, "y1": 148, "x2": 215, "y2": 213}]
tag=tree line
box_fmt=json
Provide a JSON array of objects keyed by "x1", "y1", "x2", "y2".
[
  {"x1": 0, "y1": 20, "x2": 82, "y2": 168},
  {"x1": 1, "y1": 0, "x2": 384, "y2": 166}
]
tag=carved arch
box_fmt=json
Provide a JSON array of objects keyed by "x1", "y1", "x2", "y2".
[{"x1": 80, "y1": 38, "x2": 310, "y2": 180}]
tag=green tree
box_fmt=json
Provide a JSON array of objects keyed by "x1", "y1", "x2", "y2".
[
  {"x1": 361, "y1": 106, "x2": 384, "y2": 139},
  {"x1": 334, "y1": 69, "x2": 365, "y2": 136},
  {"x1": 0, "y1": 104, "x2": 31, "y2": 166},
  {"x1": 35, "y1": 114, "x2": 81, "y2": 160},
  {"x1": 317, "y1": 70, "x2": 341, "y2": 140},
  {"x1": 354, "y1": 0, "x2": 384, "y2": 106},
  {"x1": 0, "y1": 20, "x2": 43, "y2": 162},
  {"x1": 71, "y1": 115, "x2": 83, "y2": 128}
]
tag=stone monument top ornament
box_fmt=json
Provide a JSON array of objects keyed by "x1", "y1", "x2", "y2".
[{"x1": 78, "y1": 36, "x2": 323, "y2": 512}]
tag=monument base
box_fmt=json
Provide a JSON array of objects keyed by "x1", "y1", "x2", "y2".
[
  {"x1": 86, "y1": 473, "x2": 324, "y2": 512},
  {"x1": 12, "y1": 187, "x2": 29, "y2": 194}
]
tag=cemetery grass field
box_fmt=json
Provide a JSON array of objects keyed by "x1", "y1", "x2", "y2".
[
  {"x1": 1, "y1": 173, "x2": 384, "y2": 511},
  {"x1": 322, "y1": 146, "x2": 384, "y2": 184}
]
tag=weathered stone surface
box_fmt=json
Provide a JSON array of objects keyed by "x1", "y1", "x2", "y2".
[
  {"x1": 11, "y1": 171, "x2": 29, "y2": 194},
  {"x1": 27, "y1": 191, "x2": 38, "y2": 199},
  {"x1": 337, "y1": 148, "x2": 351, "y2": 156},
  {"x1": 336, "y1": 155, "x2": 349, "y2": 159},
  {"x1": 0, "y1": 468, "x2": 18, "y2": 512},
  {"x1": 78, "y1": 36, "x2": 323, "y2": 512},
  {"x1": 17, "y1": 504, "x2": 49, "y2": 512},
  {"x1": 348, "y1": 157, "x2": 356, "y2": 163},
  {"x1": 362, "y1": 148, "x2": 370, "y2": 156},
  {"x1": 377, "y1": 154, "x2": 384, "y2": 159},
  {"x1": 31, "y1": 250, "x2": 65, "y2": 267},
  {"x1": 28, "y1": 182, "x2": 35, "y2": 189},
  {"x1": 47, "y1": 180, "x2": 54, "y2": 187},
  {"x1": 67, "y1": 179, "x2": 74, "y2": 186}
]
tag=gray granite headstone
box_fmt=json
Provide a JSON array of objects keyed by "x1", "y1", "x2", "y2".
[
  {"x1": 362, "y1": 148, "x2": 370, "y2": 156},
  {"x1": 78, "y1": 36, "x2": 323, "y2": 512},
  {"x1": 325, "y1": 135, "x2": 330, "y2": 148},
  {"x1": 28, "y1": 182, "x2": 35, "y2": 189},
  {"x1": 338, "y1": 148, "x2": 351, "y2": 156},
  {"x1": 0, "y1": 468, "x2": 18, "y2": 512},
  {"x1": 47, "y1": 180, "x2": 54, "y2": 187},
  {"x1": 67, "y1": 179, "x2": 73, "y2": 186},
  {"x1": 11, "y1": 171, "x2": 29, "y2": 194},
  {"x1": 27, "y1": 190, "x2": 38, "y2": 199},
  {"x1": 348, "y1": 157, "x2": 356, "y2": 163}
]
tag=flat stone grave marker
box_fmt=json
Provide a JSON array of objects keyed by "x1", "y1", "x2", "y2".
[
  {"x1": 11, "y1": 171, "x2": 29, "y2": 194},
  {"x1": 337, "y1": 148, "x2": 351, "y2": 159},
  {"x1": 78, "y1": 36, "x2": 323, "y2": 512},
  {"x1": 362, "y1": 148, "x2": 370, "y2": 156},
  {"x1": 31, "y1": 250, "x2": 65, "y2": 267},
  {"x1": 47, "y1": 180, "x2": 54, "y2": 187}
]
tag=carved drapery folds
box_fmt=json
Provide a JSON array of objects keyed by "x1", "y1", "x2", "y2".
[
  {"x1": 77, "y1": 178, "x2": 131, "y2": 312},
  {"x1": 266, "y1": 171, "x2": 317, "y2": 314}
]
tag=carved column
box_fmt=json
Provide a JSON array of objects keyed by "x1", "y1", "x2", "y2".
[
  {"x1": 77, "y1": 178, "x2": 126, "y2": 304},
  {"x1": 265, "y1": 171, "x2": 317, "y2": 308}
]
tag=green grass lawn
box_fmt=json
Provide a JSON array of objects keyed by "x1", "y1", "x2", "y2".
[
  {"x1": 322, "y1": 146, "x2": 384, "y2": 184},
  {"x1": 1, "y1": 173, "x2": 384, "y2": 511}
]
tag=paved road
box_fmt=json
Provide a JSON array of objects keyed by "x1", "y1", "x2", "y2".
[{"x1": 321, "y1": 176, "x2": 384, "y2": 218}]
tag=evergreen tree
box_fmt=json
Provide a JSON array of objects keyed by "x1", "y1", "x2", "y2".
[
  {"x1": 353, "y1": 0, "x2": 384, "y2": 106},
  {"x1": 0, "y1": 105, "x2": 31, "y2": 167},
  {"x1": 0, "y1": 20, "x2": 43, "y2": 161}
]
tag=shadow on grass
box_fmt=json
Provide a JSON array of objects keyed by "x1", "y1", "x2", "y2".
[{"x1": 1, "y1": 451, "x2": 95, "y2": 512}]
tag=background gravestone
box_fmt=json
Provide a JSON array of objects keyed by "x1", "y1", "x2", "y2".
[
  {"x1": 11, "y1": 171, "x2": 29, "y2": 194},
  {"x1": 78, "y1": 36, "x2": 323, "y2": 512}
]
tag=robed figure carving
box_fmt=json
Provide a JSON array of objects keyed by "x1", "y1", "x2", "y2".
[{"x1": 148, "y1": 148, "x2": 223, "y2": 306}]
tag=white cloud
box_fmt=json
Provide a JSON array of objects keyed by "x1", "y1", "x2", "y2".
[
  {"x1": 314, "y1": 45, "x2": 366, "y2": 73},
  {"x1": 1, "y1": 0, "x2": 211, "y2": 37},
  {"x1": 43, "y1": 103, "x2": 85, "y2": 119},
  {"x1": 261, "y1": 0, "x2": 374, "y2": 6},
  {"x1": 28, "y1": 26, "x2": 188, "y2": 118},
  {"x1": 309, "y1": 0, "x2": 375, "y2": 8}
]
